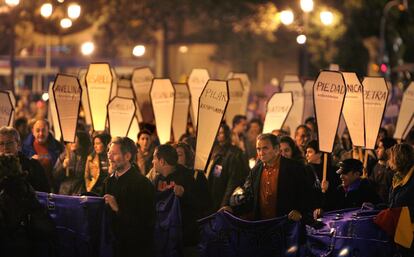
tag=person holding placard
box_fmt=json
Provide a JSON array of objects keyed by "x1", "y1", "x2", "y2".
[
  {"x1": 22, "y1": 119, "x2": 63, "y2": 193},
  {"x1": 369, "y1": 137, "x2": 397, "y2": 204},
  {"x1": 207, "y1": 123, "x2": 249, "y2": 213},
  {"x1": 331, "y1": 158, "x2": 380, "y2": 210},
  {"x1": 136, "y1": 130, "x2": 155, "y2": 175},
  {"x1": 231, "y1": 115, "x2": 248, "y2": 153},
  {"x1": 229, "y1": 133, "x2": 308, "y2": 221},
  {"x1": 294, "y1": 124, "x2": 311, "y2": 155},
  {"x1": 245, "y1": 118, "x2": 263, "y2": 159},
  {"x1": 104, "y1": 137, "x2": 155, "y2": 257},
  {"x1": 279, "y1": 136, "x2": 305, "y2": 164}
]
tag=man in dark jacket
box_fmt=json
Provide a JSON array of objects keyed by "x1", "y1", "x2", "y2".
[
  {"x1": 103, "y1": 137, "x2": 155, "y2": 257},
  {"x1": 0, "y1": 126, "x2": 50, "y2": 192},
  {"x1": 21, "y1": 119, "x2": 63, "y2": 192},
  {"x1": 333, "y1": 158, "x2": 380, "y2": 210},
  {"x1": 230, "y1": 133, "x2": 308, "y2": 221},
  {"x1": 152, "y1": 144, "x2": 199, "y2": 257}
]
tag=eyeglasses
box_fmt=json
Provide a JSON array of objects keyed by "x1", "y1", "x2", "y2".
[{"x1": 0, "y1": 141, "x2": 16, "y2": 147}]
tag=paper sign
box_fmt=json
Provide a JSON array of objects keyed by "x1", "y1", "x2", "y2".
[
  {"x1": 86, "y1": 63, "x2": 113, "y2": 132},
  {"x1": 110, "y1": 68, "x2": 118, "y2": 100},
  {"x1": 314, "y1": 71, "x2": 347, "y2": 153},
  {"x1": 231, "y1": 73, "x2": 250, "y2": 115},
  {"x1": 263, "y1": 92, "x2": 293, "y2": 133},
  {"x1": 303, "y1": 80, "x2": 315, "y2": 122},
  {"x1": 117, "y1": 78, "x2": 144, "y2": 124},
  {"x1": 52, "y1": 74, "x2": 82, "y2": 143},
  {"x1": 394, "y1": 82, "x2": 414, "y2": 140},
  {"x1": 78, "y1": 69, "x2": 92, "y2": 126},
  {"x1": 151, "y1": 79, "x2": 175, "y2": 144},
  {"x1": 342, "y1": 72, "x2": 365, "y2": 147},
  {"x1": 362, "y1": 77, "x2": 389, "y2": 150},
  {"x1": 403, "y1": 114, "x2": 414, "y2": 140},
  {"x1": 127, "y1": 116, "x2": 140, "y2": 141},
  {"x1": 225, "y1": 79, "x2": 244, "y2": 128},
  {"x1": 172, "y1": 83, "x2": 190, "y2": 142},
  {"x1": 132, "y1": 67, "x2": 154, "y2": 123},
  {"x1": 48, "y1": 82, "x2": 61, "y2": 141},
  {"x1": 0, "y1": 91, "x2": 13, "y2": 127},
  {"x1": 282, "y1": 81, "x2": 304, "y2": 137},
  {"x1": 188, "y1": 69, "x2": 210, "y2": 129},
  {"x1": 108, "y1": 97, "x2": 136, "y2": 137},
  {"x1": 195, "y1": 80, "x2": 229, "y2": 171},
  {"x1": 329, "y1": 64, "x2": 340, "y2": 71}
]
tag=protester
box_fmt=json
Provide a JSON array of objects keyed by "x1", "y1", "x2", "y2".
[
  {"x1": 294, "y1": 124, "x2": 311, "y2": 155},
  {"x1": 104, "y1": 137, "x2": 155, "y2": 257},
  {"x1": 136, "y1": 129, "x2": 154, "y2": 175},
  {"x1": 229, "y1": 133, "x2": 308, "y2": 221},
  {"x1": 231, "y1": 115, "x2": 248, "y2": 152},
  {"x1": 84, "y1": 133, "x2": 111, "y2": 195},
  {"x1": 22, "y1": 119, "x2": 63, "y2": 192},
  {"x1": 369, "y1": 137, "x2": 397, "y2": 204},
  {"x1": 279, "y1": 136, "x2": 305, "y2": 164},
  {"x1": 207, "y1": 123, "x2": 249, "y2": 213},
  {"x1": 174, "y1": 142, "x2": 210, "y2": 218},
  {"x1": 331, "y1": 158, "x2": 380, "y2": 210},
  {"x1": 304, "y1": 117, "x2": 318, "y2": 141},
  {"x1": 0, "y1": 126, "x2": 50, "y2": 192},
  {"x1": 245, "y1": 118, "x2": 263, "y2": 159},
  {"x1": 54, "y1": 131, "x2": 91, "y2": 195},
  {"x1": 152, "y1": 144, "x2": 198, "y2": 257}
]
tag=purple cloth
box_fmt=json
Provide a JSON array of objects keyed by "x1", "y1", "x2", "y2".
[{"x1": 198, "y1": 211, "x2": 302, "y2": 257}]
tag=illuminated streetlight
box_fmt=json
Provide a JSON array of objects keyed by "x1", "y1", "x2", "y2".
[
  {"x1": 81, "y1": 42, "x2": 94, "y2": 56},
  {"x1": 67, "y1": 3, "x2": 81, "y2": 20},
  {"x1": 300, "y1": 0, "x2": 314, "y2": 13},
  {"x1": 296, "y1": 34, "x2": 307, "y2": 44},
  {"x1": 60, "y1": 18, "x2": 72, "y2": 29},
  {"x1": 178, "y1": 45, "x2": 188, "y2": 53},
  {"x1": 5, "y1": 0, "x2": 20, "y2": 7},
  {"x1": 40, "y1": 3, "x2": 53, "y2": 18},
  {"x1": 280, "y1": 10, "x2": 294, "y2": 25},
  {"x1": 320, "y1": 11, "x2": 333, "y2": 26},
  {"x1": 132, "y1": 45, "x2": 146, "y2": 57}
]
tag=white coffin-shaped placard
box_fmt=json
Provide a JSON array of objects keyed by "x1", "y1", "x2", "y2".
[
  {"x1": 151, "y1": 79, "x2": 175, "y2": 144},
  {"x1": 86, "y1": 63, "x2": 113, "y2": 132},
  {"x1": 107, "y1": 97, "x2": 136, "y2": 137},
  {"x1": 231, "y1": 73, "x2": 250, "y2": 115},
  {"x1": 117, "y1": 78, "x2": 144, "y2": 124},
  {"x1": 282, "y1": 81, "x2": 304, "y2": 137},
  {"x1": 188, "y1": 69, "x2": 210, "y2": 129},
  {"x1": 48, "y1": 82, "x2": 61, "y2": 141},
  {"x1": 52, "y1": 74, "x2": 82, "y2": 143},
  {"x1": 6, "y1": 91, "x2": 15, "y2": 127},
  {"x1": 303, "y1": 80, "x2": 315, "y2": 122},
  {"x1": 263, "y1": 92, "x2": 293, "y2": 133},
  {"x1": 363, "y1": 77, "x2": 389, "y2": 150},
  {"x1": 225, "y1": 79, "x2": 244, "y2": 128},
  {"x1": 110, "y1": 68, "x2": 118, "y2": 100},
  {"x1": 127, "y1": 116, "x2": 140, "y2": 141},
  {"x1": 394, "y1": 82, "x2": 414, "y2": 140},
  {"x1": 314, "y1": 71, "x2": 347, "y2": 153},
  {"x1": 195, "y1": 80, "x2": 229, "y2": 171},
  {"x1": 78, "y1": 69, "x2": 92, "y2": 126},
  {"x1": 342, "y1": 72, "x2": 365, "y2": 147},
  {"x1": 403, "y1": 114, "x2": 414, "y2": 140},
  {"x1": 172, "y1": 83, "x2": 190, "y2": 142},
  {"x1": 132, "y1": 67, "x2": 154, "y2": 123},
  {"x1": 0, "y1": 91, "x2": 13, "y2": 127}
]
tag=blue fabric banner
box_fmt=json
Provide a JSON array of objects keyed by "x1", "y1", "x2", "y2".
[
  {"x1": 305, "y1": 208, "x2": 396, "y2": 257},
  {"x1": 36, "y1": 192, "x2": 111, "y2": 257},
  {"x1": 155, "y1": 189, "x2": 183, "y2": 257},
  {"x1": 198, "y1": 211, "x2": 302, "y2": 257}
]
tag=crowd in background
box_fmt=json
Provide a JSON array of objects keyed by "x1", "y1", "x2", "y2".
[{"x1": 0, "y1": 91, "x2": 414, "y2": 257}]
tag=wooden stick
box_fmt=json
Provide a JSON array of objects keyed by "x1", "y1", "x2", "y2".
[
  {"x1": 358, "y1": 147, "x2": 363, "y2": 162},
  {"x1": 362, "y1": 150, "x2": 369, "y2": 178},
  {"x1": 322, "y1": 153, "x2": 328, "y2": 193},
  {"x1": 65, "y1": 143, "x2": 70, "y2": 177}
]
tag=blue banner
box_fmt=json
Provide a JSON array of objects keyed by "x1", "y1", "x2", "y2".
[
  {"x1": 155, "y1": 189, "x2": 183, "y2": 257},
  {"x1": 198, "y1": 211, "x2": 302, "y2": 257}
]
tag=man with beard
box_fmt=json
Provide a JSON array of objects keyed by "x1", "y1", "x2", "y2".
[
  {"x1": 103, "y1": 137, "x2": 155, "y2": 257},
  {"x1": 369, "y1": 137, "x2": 397, "y2": 204}
]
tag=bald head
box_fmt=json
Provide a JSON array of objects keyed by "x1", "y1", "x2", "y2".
[{"x1": 32, "y1": 120, "x2": 50, "y2": 144}]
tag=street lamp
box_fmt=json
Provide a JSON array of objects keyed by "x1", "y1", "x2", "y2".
[
  {"x1": 320, "y1": 11, "x2": 334, "y2": 26},
  {"x1": 5, "y1": 0, "x2": 20, "y2": 7},
  {"x1": 280, "y1": 10, "x2": 294, "y2": 25},
  {"x1": 67, "y1": 3, "x2": 81, "y2": 20},
  {"x1": 132, "y1": 45, "x2": 146, "y2": 57},
  {"x1": 60, "y1": 18, "x2": 72, "y2": 29},
  {"x1": 300, "y1": 0, "x2": 314, "y2": 13},
  {"x1": 81, "y1": 42, "x2": 95, "y2": 56}
]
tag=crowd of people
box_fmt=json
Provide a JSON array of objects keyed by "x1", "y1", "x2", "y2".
[{"x1": 0, "y1": 95, "x2": 414, "y2": 257}]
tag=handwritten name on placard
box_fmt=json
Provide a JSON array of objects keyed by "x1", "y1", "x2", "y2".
[
  {"x1": 315, "y1": 81, "x2": 346, "y2": 95},
  {"x1": 54, "y1": 84, "x2": 81, "y2": 100},
  {"x1": 263, "y1": 92, "x2": 293, "y2": 133}
]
